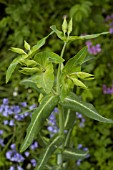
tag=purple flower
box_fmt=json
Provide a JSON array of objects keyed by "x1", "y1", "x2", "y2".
[
  {"x1": 10, "y1": 143, "x2": 16, "y2": 150},
  {"x1": 3, "y1": 120, "x2": 9, "y2": 125},
  {"x1": 77, "y1": 144, "x2": 83, "y2": 149},
  {"x1": 17, "y1": 166, "x2": 24, "y2": 170},
  {"x1": 30, "y1": 141, "x2": 38, "y2": 150},
  {"x1": 24, "y1": 151, "x2": 30, "y2": 157},
  {"x1": 76, "y1": 159, "x2": 82, "y2": 166},
  {"x1": 20, "y1": 102, "x2": 27, "y2": 107},
  {"x1": 0, "y1": 130, "x2": 4, "y2": 135},
  {"x1": 9, "y1": 166, "x2": 15, "y2": 170},
  {"x1": 3, "y1": 98, "x2": 9, "y2": 105},
  {"x1": 0, "y1": 138, "x2": 4, "y2": 147},
  {"x1": 9, "y1": 120, "x2": 15, "y2": 126},
  {"x1": 30, "y1": 159, "x2": 37, "y2": 167},
  {"x1": 29, "y1": 104, "x2": 36, "y2": 110},
  {"x1": 109, "y1": 28, "x2": 113, "y2": 34}
]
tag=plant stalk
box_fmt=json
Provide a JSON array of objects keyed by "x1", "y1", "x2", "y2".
[{"x1": 57, "y1": 42, "x2": 67, "y2": 168}]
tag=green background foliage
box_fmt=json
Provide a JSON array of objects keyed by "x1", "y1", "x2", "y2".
[{"x1": 0, "y1": 0, "x2": 113, "y2": 169}]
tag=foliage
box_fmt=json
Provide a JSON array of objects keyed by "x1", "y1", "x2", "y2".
[{"x1": 6, "y1": 17, "x2": 113, "y2": 170}]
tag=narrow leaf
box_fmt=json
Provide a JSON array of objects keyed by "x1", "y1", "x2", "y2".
[
  {"x1": 19, "y1": 67, "x2": 41, "y2": 75},
  {"x1": 62, "y1": 92, "x2": 113, "y2": 123},
  {"x1": 50, "y1": 25, "x2": 66, "y2": 41},
  {"x1": 70, "y1": 77, "x2": 87, "y2": 89},
  {"x1": 35, "y1": 135, "x2": 63, "y2": 170},
  {"x1": 6, "y1": 55, "x2": 27, "y2": 83},
  {"x1": 20, "y1": 94, "x2": 59, "y2": 152},
  {"x1": 10, "y1": 47, "x2": 26, "y2": 54},
  {"x1": 80, "y1": 31, "x2": 109, "y2": 40},
  {"x1": 63, "y1": 46, "x2": 87, "y2": 75},
  {"x1": 63, "y1": 148, "x2": 89, "y2": 159},
  {"x1": 29, "y1": 31, "x2": 53, "y2": 58}
]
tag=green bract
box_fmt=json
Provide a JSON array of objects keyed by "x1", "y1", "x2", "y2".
[{"x1": 6, "y1": 18, "x2": 112, "y2": 170}]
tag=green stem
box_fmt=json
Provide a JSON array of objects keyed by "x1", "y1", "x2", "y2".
[
  {"x1": 56, "y1": 42, "x2": 67, "y2": 168},
  {"x1": 56, "y1": 42, "x2": 67, "y2": 94}
]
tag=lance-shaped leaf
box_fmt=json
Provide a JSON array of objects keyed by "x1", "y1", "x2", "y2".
[
  {"x1": 24, "y1": 40, "x2": 30, "y2": 51},
  {"x1": 62, "y1": 92, "x2": 113, "y2": 123},
  {"x1": 76, "y1": 72, "x2": 94, "y2": 80},
  {"x1": 63, "y1": 148, "x2": 89, "y2": 160},
  {"x1": 35, "y1": 135, "x2": 63, "y2": 170},
  {"x1": 20, "y1": 94, "x2": 59, "y2": 152},
  {"x1": 50, "y1": 25, "x2": 66, "y2": 41},
  {"x1": 81, "y1": 55, "x2": 94, "y2": 65},
  {"x1": 79, "y1": 31, "x2": 109, "y2": 40},
  {"x1": 29, "y1": 32, "x2": 53, "y2": 57},
  {"x1": 20, "y1": 78, "x2": 46, "y2": 94},
  {"x1": 64, "y1": 109, "x2": 76, "y2": 130},
  {"x1": 62, "y1": 46, "x2": 87, "y2": 75},
  {"x1": 10, "y1": 47, "x2": 26, "y2": 55},
  {"x1": 66, "y1": 32, "x2": 109, "y2": 42},
  {"x1": 19, "y1": 67, "x2": 41, "y2": 75},
  {"x1": 19, "y1": 59, "x2": 37, "y2": 67},
  {"x1": 69, "y1": 77, "x2": 87, "y2": 89},
  {"x1": 34, "y1": 51, "x2": 64, "y2": 64},
  {"x1": 6, "y1": 55, "x2": 27, "y2": 83}
]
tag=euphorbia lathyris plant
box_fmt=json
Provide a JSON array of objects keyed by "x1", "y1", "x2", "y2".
[{"x1": 6, "y1": 17, "x2": 113, "y2": 170}]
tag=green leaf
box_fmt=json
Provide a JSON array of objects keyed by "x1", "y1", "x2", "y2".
[
  {"x1": 10, "y1": 47, "x2": 26, "y2": 54},
  {"x1": 64, "y1": 109, "x2": 76, "y2": 130},
  {"x1": 34, "y1": 53, "x2": 54, "y2": 93},
  {"x1": 29, "y1": 32, "x2": 53, "y2": 58},
  {"x1": 66, "y1": 32, "x2": 109, "y2": 42},
  {"x1": 81, "y1": 55, "x2": 94, "y2": 65},
  {"x1": 80, "y1": 32, "x2": 109, "y2": 40},
  {"x1": 76, "y1": 72, "x2": 94, "y2": 80},
  {"x1": 34, "y1": 51, "x2": 64, "y2": 64},
  {"x1": 19, "y1": 59, "x2": 38, "y2": 67},
  {"x1": 70, "y1": 77, "x2": 87, "y2": 89},
  {"x1": 60, "y1": 76, "x2": 74, "y2": 101},
  {"x1": 20, "y1": 94, "x2": 59, "y2": 152},
  {"x1": 63, "y1": 148, "x2": 89, "y2": 159},
  {"x1": 24, "y1": 40, "x2": 30, "y2": 50},
  {"x1": 62, "y1": 92, "x2": 113, "y2": 123},
  {"x1": 20, "y1": 78, "x2": 45, "y2": 94},
  {"x1": 6, "y1": 55, "x2": 27, "y2": 83},
  {"x1": 19, "y1": 67, "x2": 41, "y2": 75},
  {"x1": 63, "y1": 46, "x2": 87, "y2": 75},
  {"x1": 50, "y1": 25, "x2": 66, "y2": 41},
  {"x1": 35, "y1": 135, "x2": 63, "y2": 170}
]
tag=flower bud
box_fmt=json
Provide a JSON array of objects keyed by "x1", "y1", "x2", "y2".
[
  {"x1": 68, "y1": 18, "x2": 72, "y2": 36},
  {"x1": 62, "y1": 16, "x2": 67, "y2": 35}
]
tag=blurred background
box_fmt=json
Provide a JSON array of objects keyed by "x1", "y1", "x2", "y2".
[{"x1": 0, "y1": 0, "x2": 113, "y2": 170}]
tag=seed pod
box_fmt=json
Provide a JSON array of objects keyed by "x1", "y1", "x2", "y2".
[
  {"x1": 62, "y1": 16, "x2": 67, "y2": 35},
  {"x1": 68, "y1": 18, "x2": 72, "y2": 36}
]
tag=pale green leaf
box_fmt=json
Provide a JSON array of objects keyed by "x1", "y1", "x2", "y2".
[
  {"x1": 10, "y1": 47, "x2": 26, "y2": 54},
  {"x1": 34, "y1": 51, "x2": 64, "y2": 64},
  {"x1": 63, "y1": 148, "x2": 89, "y2": 159},
  {"x1": 62, "y1": 92, "x2": 113, "y2": 123},
  {"x1": 70, "y1": 72, "x2": 94, "y2": 80},
  {"x1": 19, "y1": 67, "x2": 41, "y2": 75},
  {"x1": 6, "y1": 55, "x2": 27, "y2": 83},
  {"x1": 19, "y1": 59, "x2": 38, "y2": 67},
  {"x1": 80, "y1": 32, "x2": 109, "y2": 40},
  {"x1": 35, "y1": 135, "x2": 63, "y2": 170},
  {"x1": 20, "y1": 94, "x2": 59, "y2": 152},
  {"x1": 62, "y1": 46, "x2": 87, "y2": 75},
  {"x1": 50, "y1": 25, "x2": 66, "y2": 41},
  {"x1": 70, "y1": 77, "x2": 87, "y2": 89}
]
